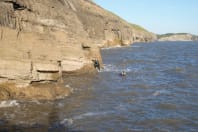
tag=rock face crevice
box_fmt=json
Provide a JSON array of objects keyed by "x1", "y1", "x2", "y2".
[
  {"x1": 4, "y1": 1, "x2": 30, "y2": 11},
  {"x1": 0, "y1": 0, "x2": 156, "y2": 86}
]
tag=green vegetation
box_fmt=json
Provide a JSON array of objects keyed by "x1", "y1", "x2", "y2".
[
  {"x1": 157, "y1": 33, "x2": 198, "y2": 41},
  {"x1": 131, "y1": 23, "x2": 148, "y2": 32},
  {"x1": 157, "y1": 33, "x2": 190, "y2": 38}
]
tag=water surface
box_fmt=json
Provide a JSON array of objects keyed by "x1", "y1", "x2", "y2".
[{"x1": 0, "y1": 41, "x2": 198, "y2": 131}]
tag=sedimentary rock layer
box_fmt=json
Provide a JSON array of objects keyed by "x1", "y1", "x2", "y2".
[{"x1": 0, "y1": 0, "x2": 156, "y2": 85}]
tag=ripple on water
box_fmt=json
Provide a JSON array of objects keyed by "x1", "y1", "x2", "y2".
[
  {"x1": 152, "y1": 89, "x2": 171, "y2": 96},
  {"x1": 72, "y1": 111, "x2": 113, "y2": 120},
  {"x1": 156, "y1": 103, "x2": 178, "y2": 110},
  {"x1": 101, "y1": 64, "x2": 132, "y2": 73},
  {"x1": 130, "y1": 84, "x2": 150, "y2": 89},
  {"x1": 134, "y1": 118, "x2": 194, "y2": 131}
]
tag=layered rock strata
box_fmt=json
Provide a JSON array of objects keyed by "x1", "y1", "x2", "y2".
[{"x1": 0, "y1": 0, "x2": 156, "y2": 100}]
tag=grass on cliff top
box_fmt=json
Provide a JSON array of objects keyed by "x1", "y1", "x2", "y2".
[
  {"x1": 157, "y1": 33, "x2": 198, "y2": 40},
  {"x1": 131, "y1": 23, "x2": 149, "y2": 32},
  {"x1": 157, "y1": 33, "x2": 191, "y2": 38}
]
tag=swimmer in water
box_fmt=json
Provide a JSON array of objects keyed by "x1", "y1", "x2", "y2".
[{"x1": 120, "y1": 71, "x2": 126, "y2": 76}]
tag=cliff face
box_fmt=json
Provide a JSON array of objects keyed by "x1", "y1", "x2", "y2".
[
  {"x1": 0, "y1": 0, "x2": 156, "y2": 86},
  {"x1": 158, "y1": 33, "x2": 198, "y2": 41}
]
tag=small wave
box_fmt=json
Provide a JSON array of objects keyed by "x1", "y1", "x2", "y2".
[
  {"x1": 60, "y1": 118, "x2": 73, "y2": 126},
  {"x1": 101, "y1": 64, "x2": 131, "y2": 73},
  {"x1": 131, "y1": 45, "x2": 142, "y2": 48},
  {"x1": 0, "y1": 100, "x2": 19, "y2": 108},
  {"x1": 73, "y1": 111, "x2": 110, "y2": 120},
  {"x1": 115, "y1": 104, "x2": 128, "y2": 111},
  {"x1": 60, "y1": 111, "x2": 112, "y2": 126},
  {"x1": 153, "y1": 89, "x2": 170, "y2": 96}
]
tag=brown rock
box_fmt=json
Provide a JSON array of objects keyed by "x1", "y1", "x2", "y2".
[
  {"x1": 0, "y1": 0, "x2": 156, "y2": 100},
  {"x1": 0, "y1": 82, "x2": 72, "y2": 101}
]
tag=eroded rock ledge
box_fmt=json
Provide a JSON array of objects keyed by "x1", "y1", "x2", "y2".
[
  {"x1": 0, "y1": 82, "x2": 72, "y2": 100},
  {"x1": 0, "y1": 0, "x2": 156, "y2": 100}
]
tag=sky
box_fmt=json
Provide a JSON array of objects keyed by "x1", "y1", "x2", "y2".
[{"x1": 94, "y1": 0, "x2": 198, "y2": 35}]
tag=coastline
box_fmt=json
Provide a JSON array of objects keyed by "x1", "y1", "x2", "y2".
[
  {"x1": 0, "y1": 41, "x2": 145, "y2": 101},
  {"x1": 0, "y1": 0, "x2": 156, "y2": 101}
]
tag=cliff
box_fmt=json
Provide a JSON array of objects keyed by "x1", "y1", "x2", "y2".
[
  {"x1": 0, "y1": 0, "x2": 156, "y2": 100},
  {"x1": 157, "y1": 33, "x2": 198, "y2": 41}
]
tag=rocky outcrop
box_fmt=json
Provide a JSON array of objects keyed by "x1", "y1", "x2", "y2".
[
  {"x1": 0, "y1": 0, "x2": 156, "y2": 100},
  {"x1": 158, "y1": 33, "x2": 198, "y2": 41},
  {"x1": 0, "y1": 83, "x2": 72, "y2": 100},
  {"x1": 0, "y1": 0, "x2": 101, "y2": 85}
]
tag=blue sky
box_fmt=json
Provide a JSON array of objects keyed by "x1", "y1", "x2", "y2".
[{"x1": 94, "y1": 0, "x2": 198, "y2": 35}]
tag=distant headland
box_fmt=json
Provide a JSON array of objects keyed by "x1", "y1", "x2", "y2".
[{"x1": 157, "y1": 33, "x2": 198, "y2": 41}]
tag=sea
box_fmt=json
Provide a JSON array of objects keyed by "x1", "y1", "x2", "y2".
[{"x1": 0, "y1": 41, "x2": 198, "y2": 132}]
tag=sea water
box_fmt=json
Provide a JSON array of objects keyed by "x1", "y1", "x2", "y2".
[{"x1": 0, "y1": 41, "x2": 198, "y2": 131}]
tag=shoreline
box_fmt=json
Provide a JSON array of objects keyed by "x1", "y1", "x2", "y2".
[
  {"x1": 0, "y1": 42, "x2": 150, "y2": 101},
  {"x1": 0, "y1": 82, "x2": 73, "y2": 101},
  {"x1": 0, "y1": 0, "x2": 156, "y2": 101}
]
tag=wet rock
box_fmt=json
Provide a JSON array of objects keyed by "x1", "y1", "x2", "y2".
[{"x1": 0, "y1": 83, "x2": 72, "y2": 101}]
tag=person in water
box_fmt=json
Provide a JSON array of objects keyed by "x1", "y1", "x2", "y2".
[
  {"x1": 93, "y1": 59, "x2": 100, "y2": 71},
  {"x1": 120, "y1": 71, "x2": 126, "y2": 76}
]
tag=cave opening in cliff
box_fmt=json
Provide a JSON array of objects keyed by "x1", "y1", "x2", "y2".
[
  {"x1": 3, "y1": 1, "x2": 33, "y2": 12},
  {"x1": 12, "y1": 2, "x2": 26, "y2": 10},
  {"x1": 4, "y1": 1, "x2": 26, "y2": 10}
]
